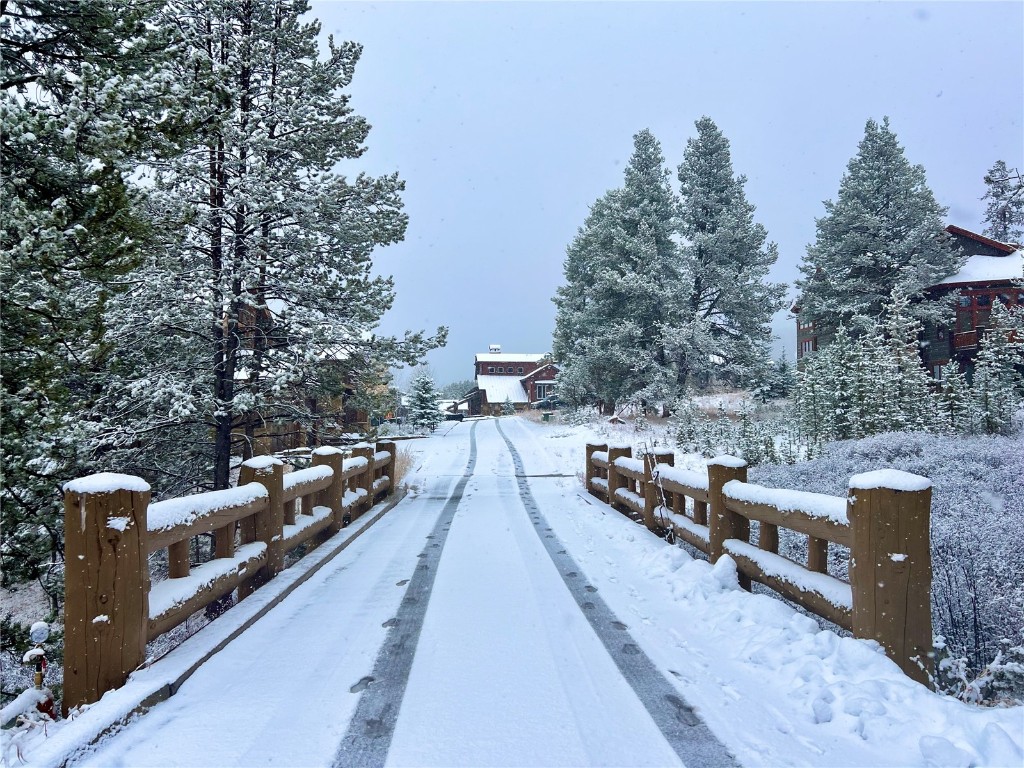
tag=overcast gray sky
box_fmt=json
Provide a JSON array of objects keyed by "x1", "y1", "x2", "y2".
[{"x1": 312, "y1": 1, "x2": 1024, "y2": 387}]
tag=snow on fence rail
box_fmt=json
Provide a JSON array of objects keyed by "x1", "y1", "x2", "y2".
[
  {"x1": 60, "y1": 441, "x2": 396, "y2": 715},
  {"x1": 585, "y1": 444, "x2": 933, "y2": 685}
]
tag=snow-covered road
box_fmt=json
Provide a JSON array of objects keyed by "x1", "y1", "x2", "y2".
[
  {"x1": 73, "y1": 419, "x2": 729, "y2": 767},
  {"x1": 45, "y1": 416, "x2": 1024, "y2": 768}
]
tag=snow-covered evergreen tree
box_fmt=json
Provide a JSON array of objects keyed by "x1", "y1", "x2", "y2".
[
  {"x1": 972, "y1": 300, "x2": 1024, "y2": 435},
  {"x1": 936, "y1": 360, "x2": 975, "y2": 435},
  {"x1": 981, "y1": 160, "x2": 1024, "y2": 244},
  {"x1": 407, "y1": 374, "x2": 444, "y2": 432},
  {"x1": 553, "y1": 131, "x2": 678, "y2": 411},
  {"x1": 1, "y1": 0, "x2": 173, "y2": 600},
  {"x1": 668, "y1": 117, "x2": 786, "y2": 390},
  {"x1": 797, "y1": 117, "x2": 963, "y2": 335},
  {"x1": 501, "y1": 397, "x2": 516, "y2": 416},
  {"x1": 99, "y1": 0, "x2": 445, "y2": 490},
  {"x1": 881, "y1": 289, "x2": 938, "y2": 432}
]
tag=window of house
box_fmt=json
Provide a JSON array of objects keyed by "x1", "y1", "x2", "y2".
[
  {"x1": 957, "y1": 313, "x2": 972, "y2": 332},
  {"x1": 488, "y1": 366, "x2": 494, "y2": 373},
  {"x1": 976, "y1": 294, "x2": 991, "y2": 306},
  {"x1": 517, "y1": 367, "x2": 524, "y2": 374},
  {"x1": 496, "y1": 367, "x2": 504, "y2": 373},
  {"x1": 958, "y1": 296, "x2": 971, "y2": 307},
  {"x1": 932, "y1": 364, "x2": 943, "y2": 379},
  {"x1": 977, "y1": 309, "x2": 991, "y2": 327}
]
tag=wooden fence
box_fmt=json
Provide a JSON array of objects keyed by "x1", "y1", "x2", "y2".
[
  {"x1": 586, "y1": 443, "x2": 933, "y2": 684},
  {"x1": 61, "y1": 441, "x2": 397, "y2": 714}
]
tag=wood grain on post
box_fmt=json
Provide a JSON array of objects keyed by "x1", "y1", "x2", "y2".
[
  {"x1": 807, "y1": 536, "x2": 828, "y2": 574},
  {"x1": 606, "y1": 446, "x2": 631, "y2": 513},
  {"x1": 758, "y1": 522, "x2": 779, "y2": 554},
  {"x1": 377, "y1": 441, "x2": 397, "y2": 497},
  {"x1": 707, "y1": 456, "x2": 750, "y2": 590},
  {"x1": 237, "y1": 458, "x2": 285, "y2": 599},
  {"x1": 62, "y1": 474, "x2": 151, "y2": 714},
  {"x1": 352, "y1": 445, "x2": 375, "y2": 518},
  {"x1": 642, "y1": 450, "x2": 674, "y2": 533},
  {"x1": 585, "y1": 443, "x2": 607, "y2": 498},
  {"x1": 848, "y1": 470, "x2": 933, "y2": 685},
  {"x1": 312, "y1": 449, "x2": 345, "y2": 535}
]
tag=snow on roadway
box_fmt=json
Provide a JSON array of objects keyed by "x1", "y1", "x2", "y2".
[
  {"x1": 15, "y1": 415, "x2": 1024, "y2": 768},
  {"x1": 504, "y1": 416, "x2": 1024, "y2": 767}
]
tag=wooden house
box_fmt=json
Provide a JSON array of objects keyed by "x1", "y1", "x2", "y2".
[{"x1": 459, "y1": 346, "x2": 560, "y2": 415}]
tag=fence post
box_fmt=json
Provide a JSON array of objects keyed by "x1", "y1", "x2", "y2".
[
  {"x1": 642, "y1": 450, "x2": 674, "y2": 533},
  {"x1": 606, "y1": 445, "x2": 630, "y2": 512},
  {"x1": 312, "y1": 447, "x2": 346, "y2": 535},
  {"x1": 237, "y1": 457, "x2": 284, "y2": 599},
  {"x1": 848, "y1": 470, "x2": 933, "y2": 685},
  {"x1": 377, "y1": 440, "x2": 397, "y2": 497},
  {"x1": 585, "y1": 443, "x2": 607, "y2": 498},
  {"x1": 707, "y1": 455, "x2": 750, "y2": 590},
  {"x1": 352, "y1": 444, "x2": 375, "y2": 518},
  {"x1": 62, "y1": 474, "x2": 151, "y2": 715}
]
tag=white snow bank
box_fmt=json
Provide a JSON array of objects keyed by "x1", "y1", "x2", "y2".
[
  {"x1": 849, "y1": 469, "x2": 932, "y2": 492},
  {"x1": 63, "y1": 473, "x2": 150, "y2": 494},
  {"x1": 723, "y1": 540, "x2": 853, "y2": 611},
  {"x1": 149, "y1": 483, "x2": 268, "y2": 534},
  {"x1": 723, "y1": 480, "x2": 849, "y2": 525},
  {"x1": 656, "y1": 465, "x2": 709, "y2": 491},
  {"x1": 283, "y1": 465, "x2": 333, "y2": 492},
  {"x1": 149, "y1": 542, "x2": 267, "y2": 620}
]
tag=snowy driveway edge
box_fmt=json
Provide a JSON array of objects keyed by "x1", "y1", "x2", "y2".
[{"x1": 25, "y1": 490, "x2": 407, "y2": 768}]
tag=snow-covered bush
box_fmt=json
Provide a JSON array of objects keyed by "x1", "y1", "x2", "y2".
[{"x1": 751, "y1": 430, "x2": 1024, "y2": 701}]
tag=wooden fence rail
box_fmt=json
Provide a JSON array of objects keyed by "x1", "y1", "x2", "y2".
[
  {"x1": 585, "y1": 444, "x2": 933, "y2": 685},
  {"x1": 61, "y1": 441, "x2": 397, "y2": 714}
]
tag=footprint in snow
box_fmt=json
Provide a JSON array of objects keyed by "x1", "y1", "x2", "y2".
[{"x1": 350, "y1": 676, "x2": 375, "y2": 693}]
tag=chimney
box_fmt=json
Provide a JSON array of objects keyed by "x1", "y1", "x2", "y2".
[{"x1": 489, "y1": 344, "x2": 501, "y2": 353}]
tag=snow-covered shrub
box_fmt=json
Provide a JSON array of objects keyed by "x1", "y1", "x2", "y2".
[{"x1": 751, "y1": 430, "x2": 1024, "y2": 700}]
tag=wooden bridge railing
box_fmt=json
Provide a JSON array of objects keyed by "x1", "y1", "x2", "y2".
[
  {"x1": 61, "y1": 441, "x2": 397, "y2": 714},
  {"x1": 585, "y1": 444, "x2": 933, "y2": 684}
]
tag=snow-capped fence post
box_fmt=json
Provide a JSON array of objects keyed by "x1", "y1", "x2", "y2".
[
  {"x1": 585, "y1": 443, "x2": 607, "y2": 497},
  {"x1": 352, "y1": 444, "x2": 375, "y2": 518},
  {"x1": 642, "y1": 450, "x2": 674, "y2": 533},
  {"x1": 312, "y1": 448, "x2": 346, "y2": 535},
  {"x1": 237, "y1": 458, "x2": 285, "y2": 599},
  {"x1": 847, "y1": 470, "x2": 933, "y2": 685},
  {"x1": 62, "y1": 474, "x2": 151, "y2": 715},
  {"x1": 606, "y1": 445, "x2": 631, "y2": 513},
  {"x1": 377, "y1": 440, "x2": 397, "y2": 497},
  {"x1": 707, "y1": 456, "x2": 751, "y2": 590}
]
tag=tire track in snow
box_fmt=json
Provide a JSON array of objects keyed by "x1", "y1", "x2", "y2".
[
  {"x1": 333, "y1": 421, "x2": 478, "y2": 767},
  {"x1": 494, "y1": 419, "x2": 738, "y2": 768}
]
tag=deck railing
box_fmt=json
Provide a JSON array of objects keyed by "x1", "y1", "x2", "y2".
[
  {"x1": 585, "y1": 444, "x2": 933, "y2": 684},
  {"x1": 61, "y1": 441, "x2": 396, "y2": 713}
]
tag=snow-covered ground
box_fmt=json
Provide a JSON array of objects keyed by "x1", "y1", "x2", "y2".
[{"x1": 7, "y1": 416, "x2": 1022, "y2": 767}]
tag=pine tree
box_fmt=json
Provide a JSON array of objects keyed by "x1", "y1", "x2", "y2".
[
  {"x1": 501, "y1": 397, "x2": 516, "y2": 416},
  {"x1": 972, "y1": 300, "x2": 1023, "y2": 435},
  {"x1": 981, "y1": 160, "x2": 1024, "y2": 244},
  {"x1": 552, "y1": 130, "x2": 678, "y2": 411},
  {"x1": 98, "y1": 0, "x2": 445, "y2": 491},
  {"x1": 797, "y1": 117, "x2": 963, "y2": 336},
  {"x1": 407, "y1": 374, "x2": 444, "y2": 432},
  {"x1": 668, "y1": 117, "x2": 786, "y2": 390},
  {"x1": 881, "y1": 288, "x2": 938, "y2": 432},
  {"x1": 936, "y1": 360, "x2": 974, "y2": 435},
  {"x1": 1, "y1": 0, "x2": 173, "y2": 601}
]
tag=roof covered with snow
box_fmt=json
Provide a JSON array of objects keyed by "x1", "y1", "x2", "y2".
[
  {"x1": 475, "y1": 353, "x2": 548, "y2": 363},
  {"x1": 476, "y1": 375, "x2": 529, "y2": 403},
  {"x1": 937, "y1": 252, "x2": 1023, "y2": 286}
]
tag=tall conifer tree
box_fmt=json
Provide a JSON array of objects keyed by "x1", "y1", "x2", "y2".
[{"x1": 796, "y1": 117, "x2": 962, "y2": 335}]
